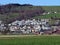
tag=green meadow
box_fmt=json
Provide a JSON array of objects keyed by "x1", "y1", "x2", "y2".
[{"x1": 0, "y1": 35, "x2": 60, "y2": 45}]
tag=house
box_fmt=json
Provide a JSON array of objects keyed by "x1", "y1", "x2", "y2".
[
  {"x1": 42, "y1": 13, "x2": 46, "y2": 15},
  {"x1": 9, "y1": 25, "x2": 20, "y2": 32},
  {"x1": 33, "y1": 25, "x2": 41, "y2": 32},
  {"x1": 22, "y1": 25, "x2": 32, "y2": 34},
  {"x1": 25, "y1": 19, "x2": 32, "y2": 25},
  {"x1": 9, "y1": 25, "x2": 23, "y2": 34},
  {"x1": 41, "y1": 19, "x2": 50, "y2": 22},
  {"x1": 54, "y1": 12, "x2": 57, "y2": 14},
  {"x1": 0, "y1": 21, "x2": 6, "y2": 32},
  {"x1": 9, "y1": 20, "x2": 25, "y2": 26},
  {"x1": 47, "y1": 12, "x2": 51, "y2": 14},
  {"x1": 0, "y1": 21, "x2": 2, "y2": 24}
]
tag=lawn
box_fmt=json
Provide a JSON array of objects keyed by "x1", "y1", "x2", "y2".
[{"x1": 0, "y1": 35, "x2": 60, "y2": 45}]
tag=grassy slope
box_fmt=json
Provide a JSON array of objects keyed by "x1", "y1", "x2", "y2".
[
  {"x1": 34, "y1": 13, "x2": 60, "y2": 19},
  {"x1": 0, "y1": 6, "x2": 60, "y2": 20},
  {"x1": 0, "y1": 36, "x2": 60, "y2": 45},
  {"x1": 34, "y1": 6, "x2": 60, "y2": 19}
]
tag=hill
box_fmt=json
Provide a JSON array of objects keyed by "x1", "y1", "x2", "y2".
[
  {"x1": 0, "y1": 4, "x2": 60, "y2": 23},
  {"x1": 0, "y1": 4, "x2": 44, "y2": 23},
  {"x1": 34, "y1": 6, "x2": 60, "y2": 19}
]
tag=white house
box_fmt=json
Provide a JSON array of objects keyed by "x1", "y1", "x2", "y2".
[
  {"x1": 41, "y1": 19, "x2": 50, "y2": 22},
  {"x1": 0, "y1": 21, "x2": 6, "y2": 31},
  {"x1": 9, "y1": 20, "x2": 25, "y2": 26},
  {"x1": 42, "y1": 25, "x2": 51, "y2": 30},
  {"x1": 9, "y1": 25, "x2": 20, "y2": 32},
  {"x1": 0, "y1": 21, "x2": 2, "y2": 24}
]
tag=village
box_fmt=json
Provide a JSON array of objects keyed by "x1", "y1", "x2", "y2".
[{"x1": 0, "y1": 18, "x2": 60, "y2": 35}]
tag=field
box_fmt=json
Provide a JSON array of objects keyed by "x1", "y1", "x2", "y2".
[{"x1": 0, "y1": 35, "x2": 60, "y2": 45}]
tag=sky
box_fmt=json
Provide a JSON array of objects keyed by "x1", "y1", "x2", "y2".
[{"x1": 0, "y1": 0, "x2": 60, "y2": 6}]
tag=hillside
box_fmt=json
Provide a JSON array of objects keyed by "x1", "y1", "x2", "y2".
[
  {"x1": 42, "y1": 6, "x2": 60, "y2": 12},
  {"x1": 34, "y1": 6, "x2": 60, "y2": 19},
  {"x1": 0, "y1": 4, "x2": 44, "y2": 23},
  {"x1": 0, "y1": 4, "x2": 60, "y2": 23}
]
